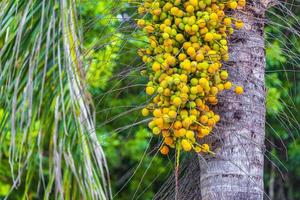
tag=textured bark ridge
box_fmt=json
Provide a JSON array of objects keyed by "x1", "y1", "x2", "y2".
[
  {"x1": 199, "y1": 3, "x2": 266, "y2": 199},
  {"x1": 154, "y1": 1, "x2": 267, "y2": 200}
]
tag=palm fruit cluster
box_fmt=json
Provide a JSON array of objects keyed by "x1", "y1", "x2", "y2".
[{"x1": 137, "y1": 0, "x2": 245, "y2": 155}]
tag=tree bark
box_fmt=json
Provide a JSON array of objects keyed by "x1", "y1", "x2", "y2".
[
  {"x1": 155, "y1": 1, "x2": 268, "y2": 199},
  {"x1": 199, "y1": 2, "x2": 266, "y2": 199}
]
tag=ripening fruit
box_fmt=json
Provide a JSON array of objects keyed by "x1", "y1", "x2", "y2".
[
  {"x1": 176, "y1": 34, "x2": 184, "y2": 42},
  {"x1": 220, "y1": 70, "x2": 228, "y2": 80},
  {"x1": 214, "y1": 114, "x2": 220, "y2": 122},
  {"x1": 189, "y1": 0, "x2": 198, "y2": 7},
  {"x1": 186, "y1": 5, "x2": 195, "y2": 14},
  {"x1": 201, "y1": 144, "x2": 210, "y2": 152},
  {"x1": 223, "y1": 17, "x2": 232, "y2": 26},
  {"x1": 153, "y1": 127, "x2": 161, "y2": 135},
  {"x1": 168, "y1": 110, "x2": 177, "y2": 118},
  {"x1": 238, "y1": 0, "x2": 246, "y2": 7},
  {"x1": 196, "y1": 53, "x2": 204, "y2": 62},
  {"x1": 235, "y1": 86, "x2": 244, "y2": 94},
  {"x1": 142, "y1": 108, "x2": 149, "y2": 116},
  {"x1": 228, "y1": 1, "x2": 238, "y2": 9},
  {"x1": 204, "y1": 32, "x2": 214, "y2": 42},
  {"x1": 160, "y1": 145, "x2": 169, "y2": 155},
  {"x1": 235, "y1": 20, "x2": 244, "y2": 29},
  {"x1": 187, "y1": 47, "x2": 196, "y2": 56},
  {"x1": 200, "y1": 115, "x2": 208, "y2": 124},
  {"x1": 186, "y1": 130, "x2": 195, "y2": 139},
  {"x1": 173, "y1": 97, "x2": 182, "y2": 106},
  {"x1": 152, "y1": 62, "x2": 160, "y2": 71},
  {"x1": 137, "y1": 0, "x2": 247, "y2": 155},
  {"x1": 153, "y1": 109, "x2": 162, "y2": 117},
  {"x1": 146, "y1": 86, "x2": 155, "y2": 95},
  {"x1": 181, "y1": 139, "x2": 192, "y2": 151},
  {"x1": 137, "y1": 19, "x2": 145, "y2": 27},
  {"x1": 224, "y1": 81, "x2": 232, "y2": 90}
]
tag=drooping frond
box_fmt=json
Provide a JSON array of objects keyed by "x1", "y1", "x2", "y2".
[{"x1": 0, "y1": 0, "x2": 111, "y2": 199}]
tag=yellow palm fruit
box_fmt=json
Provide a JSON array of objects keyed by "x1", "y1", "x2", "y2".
[
  {"x1": 138, "y1": 6, "x2": 146, "y2": 14},
  {"x1": 210, "y1": 13, "x2": 218, "y2": 21},
  {"x1": 183, "y1": 41, "x2": 192, "y2": 50},
  {"x1": 168, "y1": 110, "x2": 177, "y2": 119},
  {"x1": 164, "y1": 18, "x2": 172, "y2": 26},
  {"x1": 174, "y1": 130, "x2": 181, "y2": 137},
  {"x1": 175, "y1": 33, "x2": 185, "y2": 42},
  {"x1": 198, "y1": 19, "x2": 206, "y2": 28},
  {"x1": 179, "y1": 128, "x2": 187, "y2": 137},
  {"x1": 146, "y1": 86, "x2": 155, "y2": 95},
  {"x1": 153, "y1": 109, "x2": 162, "y2": 117},
  {"x1": 191, "y1": 24, "x2": 199, "y2": 32},
  {"x1": 235, "y1": 20, "x2": 244, "y2": 29},
  {"x1": 220, "y1": 70, "x2": 228, "y2": 80},
  {"x1": 228, "y1": 1, "x2": 238, "y2": 9},
  {"x1": 195, "y1": 146, "x2": 202, "y2": 152},
  {"x1": 186, "y1": 130, "x2": 195, "y2": 139},
  {"x1": 164, "y1": 137, "x2": 174, "y2": 146},
  {"x1": 181, "y1": 139, "x2": 192, "y2": 151},
  {"x1": 196, "y1": 53, "x2": 204, "y2": 61},
  {"x1": 166, "y1": 56, "x2": 176, "y2": 66},
  {"x1": 238, "y1": 0, "x2": 246, "y2": 7},
  {"x1": 152, "y1": 127, "x2": 161, "y2": 135},
  {"x1": 224, "y1": 81, "x2": 232, "y2": 90},
  {"x1": 162, "y1": 107, "x2": 170, "y2": 114},
  {"x1": 235, "y1": 86, "x2": 244, "y2": 94},
  {"x1": 170, "y1": 7, "x2": 179, "y2": 16},
  {"x1": 145, "y1": 25, "x2": 154, "y2": 33},
  {"x1": 152, "y1": 62, "x2": 161, "y2": 72},
  {"x1": 163, "y1": 2, "x2": 173, "y2": 11},
  {"x1": 204, "y1": 32, "x2": 214, "y2": 42},
  {"x1": 207, "y1": 118, "x2": 215, "y2": 126},
  {"x1": 137, "y1": 19, "x2": 145, "y2": 27},
  {"x1": 142, "y1": 108, "x2": 149, "y2": 116},
  {"x1": 201, "y1": 144, "x2": 210, "y2": 152},
  {"x1": 180, "y1": 74, "x2": 188, "y2": 82},
  {"x1": 223, "y1": 17, "x2": 232, "y2": 26},
  {"x1": 189, "y1": 0, "x2": 198, "y2": 7},
  {"x1": 182, "y1": 117, "x2": 192, "y2": 128},
  {"x1": 178, "y1": 53, "x2": 187, "y2": 61},
  {"x1": 201, "y1": 128, "x2": 210, "y2": 136},
  {"x1": 174, "y1": 121, "x2": 182, "y2": 129},
  {"x1": 160, "y1": 145, "x2": 170, "y2": 155},
  {"x1": 155, "y1": 117, "x2": 164, "y2": 127},
  {"x1": 162, "y1": 130, "x2": 170, "y2": 137},
  {"x1": 186, "y1": 5, "x2": 195, "y2": 14},
  {"x1": 173, "y1": 97, "x2": 182, "y2": 106},
  {"x1": 214, "y1": 114, "x2": 220, "y2": 122},
  {"x1": 217, "y1": 10, "x2": 225, "y2": 17},
  {"x1": 153, "y1": 8, "x2": 161, "y2": 16},
  {"x1": 187, "y1": 47, "x2": 196, "y2": 56},
  {"x1": 200, "y1": 115, "x2": 208, "y2": 124},
  {"x1": 210, "y1": 86, "x2": 218, "y2": 95},
  {"x1": 190, "y1": 86, "x2": 198, "y2": 94}
]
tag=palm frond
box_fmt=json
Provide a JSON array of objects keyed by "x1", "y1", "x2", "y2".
[{"x1": 0, "y1": 0, "x2": 111, "y2": 199}]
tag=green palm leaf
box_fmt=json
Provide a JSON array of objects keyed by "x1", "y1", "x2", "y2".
[{"x1": 0, "y1": 0, "x2": 111, "y2": 199}]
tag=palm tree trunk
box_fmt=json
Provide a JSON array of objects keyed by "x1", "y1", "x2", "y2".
[
  {"x1": 199, "y1": 2, "x2": 267, "y2": 199},
  {"x1": 155, "y1": 1, "x2": 275, "y2": 199}
]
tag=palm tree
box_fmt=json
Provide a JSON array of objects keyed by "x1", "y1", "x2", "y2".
[
  {"x1": 154, "y1": 0, "x2": 277, "y2": 199},
  {"x1": 0, "y1": 0, "x2": 110, "y2": 199}
]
